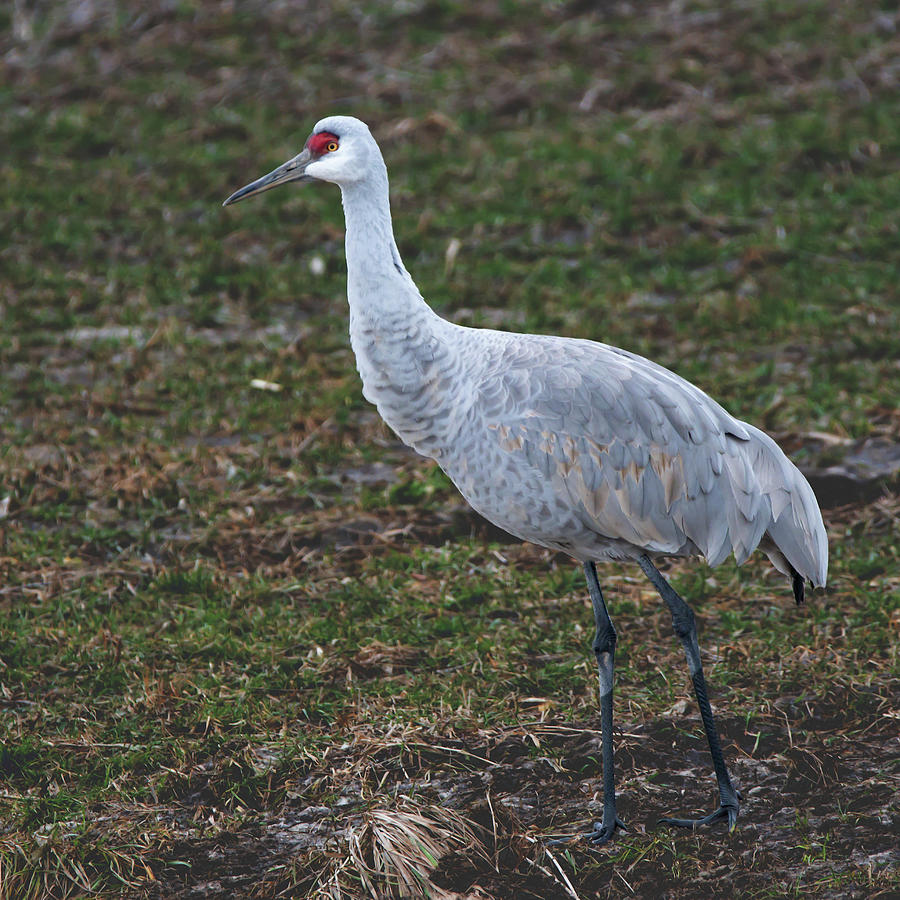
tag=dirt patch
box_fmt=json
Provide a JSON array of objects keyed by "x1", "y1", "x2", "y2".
[{"x1": 146, "y1": 689, "x2": 898, "y2": 899}]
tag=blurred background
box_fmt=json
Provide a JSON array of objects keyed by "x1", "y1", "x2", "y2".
[
  {"x1": 1, "y1": 2, "x2": 899, "y2": 898},
  {"x1": 4, "y1": 1, "x2": 899, "y2": 438}
]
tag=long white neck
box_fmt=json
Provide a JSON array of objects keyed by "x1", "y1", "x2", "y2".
[{"x1": 339, "y1": 170, "x2": 459, "y2": 459}]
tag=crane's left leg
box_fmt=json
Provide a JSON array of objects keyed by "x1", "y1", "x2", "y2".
[
  {"x1": 550, "y1": 561, "x2": 627, "y2": 846},
  {"x1": 638, "y1": 555, "x2": 740, "y2": 831},
  {"x1": 582, "y1": 561, "x2": 627, "y2": 845}
]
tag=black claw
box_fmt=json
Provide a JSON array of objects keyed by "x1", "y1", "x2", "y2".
[
  {"x1": 588, "y1": 826, "x2": 616, "y2": 847},
  {"x1": 659, "y1": 804, "x2": 738, "y2": 831},
  {"x1": 546, "y1": 816, "x2": 627, "y2": 847},
  {"x1": 587, "y1": 815, "x2": 627, "y2": 846},
  {"x1": 545, "y1": 835, "x2": 575, "y2": 847}
]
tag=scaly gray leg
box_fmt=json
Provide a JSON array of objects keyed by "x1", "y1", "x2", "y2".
[
  {"x1": 638, "y1": 555, "x2": 740, "y2": 831},
  {"x1": 582, "y1": 561, "x2": 627, "y2": 845},
  {"x1": 548, "y1": 562, "x2": 626, "y2": 847}
]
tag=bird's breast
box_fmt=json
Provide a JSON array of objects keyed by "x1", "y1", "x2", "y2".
[{"x1": 349, "y1": 313, "x2": 464, "y2": 460}]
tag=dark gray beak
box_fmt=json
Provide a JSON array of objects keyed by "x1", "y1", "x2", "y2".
[{"x1": 223, "y1": 147, "x2": 315, "y2": 206}]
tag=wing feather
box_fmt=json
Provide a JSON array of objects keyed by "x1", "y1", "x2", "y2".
[{"x1": 474, "y1": 333, "x2": 826, "y2": 581}]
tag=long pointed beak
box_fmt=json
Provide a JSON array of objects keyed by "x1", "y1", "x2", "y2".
[{"x1": 223, "y1": 147, "x2": 314, "y2": 206}]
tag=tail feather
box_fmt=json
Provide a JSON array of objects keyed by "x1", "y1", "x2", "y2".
[{"x1": 744, "y1": 424, "x2": 828, "y2": 588}]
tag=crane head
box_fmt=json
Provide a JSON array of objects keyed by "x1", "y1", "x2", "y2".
[{"x1": 223, "y1": 115, "x2": 377, "y2": 206}]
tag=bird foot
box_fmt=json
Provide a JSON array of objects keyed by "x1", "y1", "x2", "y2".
[
  {"x1": 547, "y1": 815, "x2": 627, "y2": 848},
  {"x1": 586, "y1": 814, "x2": 628, "y2": 846},
  {"x1": 659, "y1": 801, "x2": 739, "y2": 832},
  {"x1": 546, "y1": 814, "x2": 627, "y2": 848}
]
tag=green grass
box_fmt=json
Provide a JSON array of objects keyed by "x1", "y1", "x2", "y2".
[{"x1": 2, "y1": 0, "x2": 900, "y2": 897}]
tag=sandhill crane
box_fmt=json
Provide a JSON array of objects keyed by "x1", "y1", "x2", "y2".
[{"x1": 224, "y1": 116, "x2": 828, "y2": 845}]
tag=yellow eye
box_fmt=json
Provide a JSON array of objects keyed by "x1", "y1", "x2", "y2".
[{"x1": 326, "y1": 141, "x2": 339, "y2": 152}]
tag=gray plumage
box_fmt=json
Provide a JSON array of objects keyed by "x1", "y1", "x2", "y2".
[
  {"x1": 224, "y1": 115, "x2": 828, "y2": 843},
  {"x1": 418, "y1": 327, "x2": 827, "y2": 587}
]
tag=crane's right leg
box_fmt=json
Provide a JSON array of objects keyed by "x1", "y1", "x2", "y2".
[
  {"x1": 638, "y1": 555, "x2": 740, "y2": 831},
  {"x1": 582, "y1": 561, "x2": 627, "y2": 845}
]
